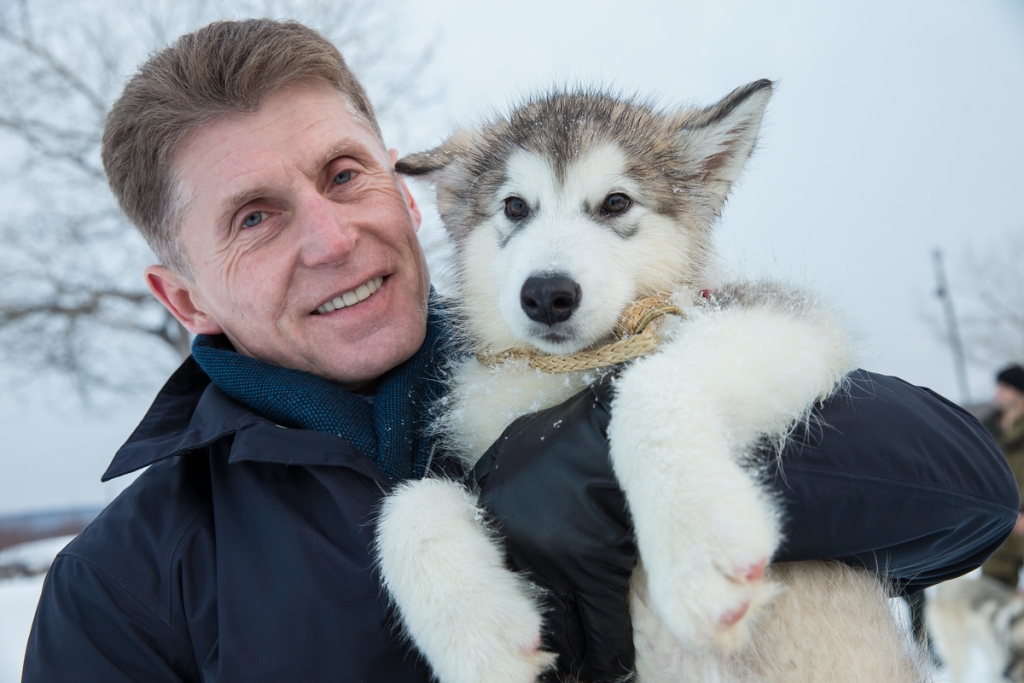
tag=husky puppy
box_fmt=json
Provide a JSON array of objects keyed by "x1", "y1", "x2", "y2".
[
  {"x1": 927, "y1": 576, "x2": 1024, "y2": 683},
  {"x1": 375, "y1": 80, "x2": 929, "y2": 683}
]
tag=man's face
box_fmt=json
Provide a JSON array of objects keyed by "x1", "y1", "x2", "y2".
[{"x1": 163, "y1": 81, "x2": 429, "y2": 388}]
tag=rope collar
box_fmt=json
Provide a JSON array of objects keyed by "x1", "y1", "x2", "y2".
[{"x1": 475, "y1": 292, "x2": 705, "y2": 374}]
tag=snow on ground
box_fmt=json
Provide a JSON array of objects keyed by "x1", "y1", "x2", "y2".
[
  {"x1": 0, "y1": 535, "x2": 74, "y2": 683},
  {"x1": 0, "y1": 574, "x2": 45, "y2": 683},
  {"x1": 0, "y1": 535, "x2": 75, "y2": 578}
]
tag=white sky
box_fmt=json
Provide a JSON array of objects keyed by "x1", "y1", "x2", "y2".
[{"x1": 1, "y1": 0, "x2": 1022, "y2": 516}]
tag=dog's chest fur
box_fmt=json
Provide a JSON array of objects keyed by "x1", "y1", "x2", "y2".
[{"x1": 439, "y1": 356, "x2": 596, "y2": 468}]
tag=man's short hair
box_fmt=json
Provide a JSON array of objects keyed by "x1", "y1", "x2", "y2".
[{"x1": 101, "y1": 19, "x2": 381, "y2": 277}]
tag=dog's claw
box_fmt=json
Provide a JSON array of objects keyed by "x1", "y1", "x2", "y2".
[
  {"x1": 722, "y1": 556, "x2": 768, "y2": 584},
  {"x1": 740, "y1": 558, "x2": 768, "y2": 583},
  {"x1": 719, "y1": 600, "x2": 750, "y2": 627},
  {"x1": 520, "y1": 633, "x2": 542, "y2": 656}
]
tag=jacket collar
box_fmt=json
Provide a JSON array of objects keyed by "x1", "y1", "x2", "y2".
[{"x1": 102, "y1": 357, "x2": 391, "y2": 488}]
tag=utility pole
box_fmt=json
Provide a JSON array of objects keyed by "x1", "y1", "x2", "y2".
[{"x1": 932, "y1": 248, "x2": 971, "y2": 405}]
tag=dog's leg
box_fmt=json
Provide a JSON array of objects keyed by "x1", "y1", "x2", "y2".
[
  {"x1": 610, "y1": 373, "x2": 783, "y2": 650},
  {"x1": 609, "y1": 301, "x2": 853, "y2": 650},
  {"x1": 376, "y1": 478, "x2": 556, "y2": 683}
]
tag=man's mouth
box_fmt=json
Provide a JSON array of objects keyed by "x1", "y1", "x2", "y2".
[{"x1": 313, "y1": 276, "x2": 384, "y2": 315}]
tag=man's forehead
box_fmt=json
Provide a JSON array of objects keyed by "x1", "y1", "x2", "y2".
[
  {"x1": 216, "y1": 139, "x2": 375, "y2": 213},
  {"x1": 175, "y1": 83, "x2": 388, "y2": 210}
]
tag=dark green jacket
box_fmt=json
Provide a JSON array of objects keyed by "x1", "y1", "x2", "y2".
[{"x1": 987, "y1": 412, "x2": 1024, "y2": 510}]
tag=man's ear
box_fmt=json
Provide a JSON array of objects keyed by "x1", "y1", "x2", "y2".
[
  {"x1": 390, "y1": 148, "x2": 423, "y2": 232},
  {"x1": 673, "y1": 79, "x2": 773, "y2": 212},
  {"x1": 144, "y1": 265, "x2": 223, "y2": 336}
]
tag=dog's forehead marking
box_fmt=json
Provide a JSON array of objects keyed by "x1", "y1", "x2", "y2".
[
  {"x1": 564, "y1": 144, "x2": 635, "y2": 206},
  {"x1": 503, "y1": 143, "x2": 632, "y2": 211},
  {"x1": 504, "y1": 150, "x2": 556, "y2": 203}
]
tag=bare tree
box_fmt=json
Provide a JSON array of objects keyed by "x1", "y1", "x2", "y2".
[
  {"x1": 0, "y1": 0, "x2": 439, "y2": 399},
  {"x1": 955, "y1": 230, "x2": 1024, "y2": 366},
  {"x1": 929, "y1": 230, "x2": 1024, "y2": 373}
]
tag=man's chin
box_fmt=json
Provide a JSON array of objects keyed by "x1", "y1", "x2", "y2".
[
  {"x1": 313, "y1": 321, "x2": 427, "y2": 390},
  {"x1": 319, "y1": 351, "x2": 417, "y2": 390}
]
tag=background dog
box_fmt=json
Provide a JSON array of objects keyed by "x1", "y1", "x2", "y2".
[
  {"x1": 376, "y1": 81, "x2": 930, "y2": 682},
  {"x1": 927, "y1": 575, "x2": 1024, "y2": 683}
]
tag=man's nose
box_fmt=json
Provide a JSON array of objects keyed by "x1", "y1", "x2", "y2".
[{"x1": 297, "y1": 194, "x2": 357, "y2": 266}]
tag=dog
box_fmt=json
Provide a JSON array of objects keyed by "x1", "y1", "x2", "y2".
[
  {"x1": 374, "y1": 80, "x2": 930, "y2": 682},
  {"x1": 927, "y1": 575, "x2": 1024, "y2": 683}
]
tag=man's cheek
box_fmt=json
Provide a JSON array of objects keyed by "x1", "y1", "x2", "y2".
[{"x1": 235, "y1": 252, "x2": 291, "y2": 313}]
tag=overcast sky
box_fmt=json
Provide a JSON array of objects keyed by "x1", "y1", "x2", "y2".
[{"x1": 1, "y1": 0, "x2": 1022, "y2": 516}]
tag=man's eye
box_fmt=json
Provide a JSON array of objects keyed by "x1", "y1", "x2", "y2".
[
  {"x1": 333, "y1": 170, "x2": 354, "y2": 185},
  {"x1": 242, "y1": 211, "x2": 267, "y2": 228}
]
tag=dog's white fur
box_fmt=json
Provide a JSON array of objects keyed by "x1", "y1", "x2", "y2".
[
  {"x1": 926, "y1": 575, "x2": 1024, "y2": 683},
  {"x1": 377, "y1": 478, "x2": 556, "y2": 683},
  {"x1": 376, "y1": 82, "x2": 930, "y2": 682}
]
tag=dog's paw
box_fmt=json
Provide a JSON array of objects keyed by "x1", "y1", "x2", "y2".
[
  {"x1": 651, "y1": 553, "x2": 784, "y2": 651},
  {"x1": 490, "y1": 643, "x2": 558, "y2": 683},
  {"x1": 637, "y1": 476, "x2": 785, "y2": 651},
  {"x1": 433, "y1": 603, "x2": 556, "y2": 683},
  {"x1": 377, "y1": 478, "x2": 555, "y2": 683},
  {"x1": 425, "y1": 627, "x2": 555, "y2": 683}
]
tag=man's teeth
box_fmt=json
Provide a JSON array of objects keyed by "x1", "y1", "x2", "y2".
[{"x1": 316, "y1": 276, "x2": 383, "y2": 314}]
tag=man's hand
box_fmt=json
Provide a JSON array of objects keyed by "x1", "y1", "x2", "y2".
[{"x1": 473, "y1": 373, "x2": 636, "y2": 683}]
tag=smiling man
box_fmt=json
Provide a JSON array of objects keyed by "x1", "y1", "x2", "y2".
[
  {"x1": 149, "y1": 81, "x2": 431, "y2": 386},
  {"x1": 20, "y1": 17, "x2": 1022, "y2": 683}
]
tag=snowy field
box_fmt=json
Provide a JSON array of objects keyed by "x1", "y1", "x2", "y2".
[
  {"x1": 0, "y1": 536, "x2": 1002, "y2": 682},
  {"x1": 0, "y1": 536, "x2": 74, "y2": 683},
  {"x1": 0, "y1": 574, "x2": 45, "y2": 682}
]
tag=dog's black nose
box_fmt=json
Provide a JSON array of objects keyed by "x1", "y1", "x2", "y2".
[{"x1": 521, "y1": 275, "x2": 581, "y2": 325}]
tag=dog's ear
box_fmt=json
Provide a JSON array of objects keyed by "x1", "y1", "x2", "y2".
[
  {"x1": 395, "y1": 128, "x2": 483, "y2": 181},
  {"x1": 673, "y1": 79, "x2": 773, "y2": 210}
]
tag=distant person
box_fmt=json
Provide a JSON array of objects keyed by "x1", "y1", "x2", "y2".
[{"x1": 982, "y1": 364, "x2": 1024, "y2": 588}]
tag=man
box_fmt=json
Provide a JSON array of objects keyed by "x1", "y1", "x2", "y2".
[
  {"x1": 21, "y1": 18, "x2": 1019, "y2": 683},
  {"x1": 982, "y1": 364, "x2": 1024, "y2": 588}
]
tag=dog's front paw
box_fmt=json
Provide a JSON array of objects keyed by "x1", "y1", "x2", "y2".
[
  {"x1": 620, "y1": 430, "x2": 785, "y2": 650},
  {"x1": 377, "y1": 478, "x2": 555, "y2": 683},
  {"x1": 647, "y1": 546, "x2": 784, "y2": 651},
  {"x1": 429, "y1": 596, "x2": 556, "y2": 683}
]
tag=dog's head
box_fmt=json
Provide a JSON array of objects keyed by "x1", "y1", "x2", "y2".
[{"x1": 399, "y1": 80, "x2": 772, "y2": 353}]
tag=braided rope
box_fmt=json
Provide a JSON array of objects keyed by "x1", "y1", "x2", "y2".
[{"x1": 476, "y1": 294, "x2": 685, "y2": 373}]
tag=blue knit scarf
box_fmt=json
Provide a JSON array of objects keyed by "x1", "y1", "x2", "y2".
[{"x1": 191, "y1": 297, "x2": 451, "y2": 482}]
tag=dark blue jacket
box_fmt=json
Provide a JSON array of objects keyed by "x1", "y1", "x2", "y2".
[
  {"x1": 21, "y1": 361, "x2": 1020, "y2": 682},
  {"x1": 24, "y1": 358, "x2": 435, "y2": 683}
]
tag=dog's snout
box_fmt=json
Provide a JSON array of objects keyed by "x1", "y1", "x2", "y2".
[{"x1": 520, "y1": 275, "x2": 581, "y2": 325}]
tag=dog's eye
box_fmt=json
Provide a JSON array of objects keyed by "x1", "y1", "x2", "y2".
[
  {"x1": 504, "y1": 197, "x2": 529, "y2": 220},
  {"x1": 602, "y1": 193, "x2": 632, "y2": 215}
]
